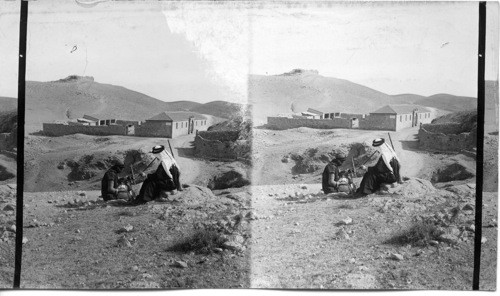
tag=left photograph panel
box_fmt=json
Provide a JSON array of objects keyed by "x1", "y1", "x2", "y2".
[
  {"x1": 22, "y1": 0, "x2": 251, "y2": 289},
  {"x1": 0, "y1": 0, "x2": 19, "y2": 289}
]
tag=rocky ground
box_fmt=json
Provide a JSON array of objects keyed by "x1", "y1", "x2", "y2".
[
  {"x1": 250, "y1": 125, "x2": 497, "y2": 290},
  {"x1": 0, "y1": 183, "x2": 16, "y2": 288},
  {"x1": 250, "y1": 180, "x2": 487, "y2": 289},
  {"x1": 19, "y1": 185, "x2": 251, "y2": 289}
]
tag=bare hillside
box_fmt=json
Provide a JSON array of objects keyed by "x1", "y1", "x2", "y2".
[
  {"x1": 0, "y1": 97, "x2": 16, "y2": 113},
  {"x1": 249, "y1": 70, "x2": 477, "y2": 125},
  {"x1": 414, "y1": 94, "x2": 477, "y2": 112},
  {"x1": 25, "y1": 76, "x2": 243, "y2": 133}
]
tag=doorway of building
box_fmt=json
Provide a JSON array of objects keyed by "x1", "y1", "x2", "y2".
[
  {"x1": 126, "y1": 125, "x2": 135, "y2": 135},
  {"x1": 412, "y1": 110, "x2": 418, "y2": 127},
  {"x1": 188, "y1": 117, "x2": 195, "y2": 134},
  {"x1": 351, "y1": 118, "x2": 359, "y2": 128}
]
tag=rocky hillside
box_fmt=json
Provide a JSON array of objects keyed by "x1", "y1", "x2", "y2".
[
  {"x1": 0, "y1": 97, "x2": 16, "y2": 113},
  {"x1": 25, "y1": 76, "x2": 243, "y2": 133},
  {"x1": 431, "y1": 110, "x2": 477, "y2": 133},
  {"x1": 249, "y1": 69, "x2": 476, "y2": 124}
]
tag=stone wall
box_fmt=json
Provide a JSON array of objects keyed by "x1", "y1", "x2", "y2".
[
  {"x1": 135, "y1": 121, "x2": 172, "y2": 138},
  {"x1": 267, "y1": 117, "x2": 350, "y2": 130},
  {"x1": 358, "y1": 114, "x2": 396, "y2": 131},
  {"x1": 418, "y1": 126, "x2": 476, "y2": 152},
  {"x1": 42, "y1": 123, "x2": 127, "y2": 137}
]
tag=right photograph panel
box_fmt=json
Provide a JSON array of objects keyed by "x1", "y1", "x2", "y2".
[{"x1": 249, "y1": 1, "x2": 498, "y2": 290}]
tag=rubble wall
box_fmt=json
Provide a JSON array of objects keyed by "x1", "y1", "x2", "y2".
[
  {"x1": 42, "y1": 123, "x2": 127, "y2": 137},
  {"x1": 418, "y1": 127, "x2": 476, "y2": 151},
  {"x1": 267, "y1": 117, "x2": 350, "y2": 130}
]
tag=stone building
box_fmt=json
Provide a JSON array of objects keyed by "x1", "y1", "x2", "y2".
[
  {"x1": 369, "y1": 105, "x2": 433, "y2": 131},
  {"x1": 135, "y1": 111, "x2": 208, "y2": 138}
]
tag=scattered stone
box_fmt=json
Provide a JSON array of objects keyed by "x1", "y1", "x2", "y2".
[
  {"x1": 132, "y1": 266, "x2": 139, "y2": 271},
  {"x1": 22, "y1": 237, "x2": 28, "y2": 244},
  {"x1": 341, "y1": 217, "x2": 353, "y2": 225},
  {"x1": 438, "y1": 234, "x2": 458, "y2": 244},
  {"x1": 7, "y1": 225, "x2": 16, "y2": 233},
  {"x1": 336, "y1": 228, "x2": 350, "y2": 240},
  {"x1": 466, "y1": 225, "x2": 475, "y2": 232},
  {"x1": 349, "y1": 258, "x2": 356, "y2": 264},
  {"x1": 223, "y1": 241, "x2": 244, "y2": 252},
  {"x1": 300, "y1": 185, "x2": 307, "y2": 189},
  {"x1": 173, "y1": 260, "x2": 188, "y2": 268},
  {"x1": 245, "y1": 211, "x2": 258, "y2": 220},
  {"x1": 449, "y1": 227, "x2": 460, "y2": 236},
  {"x1": 429, "y1": 240, "x2": 439, "y2": 246},
  {"x1": 294, "y1": 222, "x2": 300, "y2": 226},
  {"x1": 120, "y1": 224, "x2": 134, "y2": 233},
  {"x1": 3, "y1": 204, "x2": 15, "y2": 211},
  {"x1": 76, "y1": 229, "x2": 81, "y2": 234},
  {"x1": 462, "y1": 204, "x2": 474, "y2": 211},
  {"x1": 213, "y1": 248, "x2": 223, "y2": 253},
  {"x1": 481, "y1": 237, "x2": 487, "y2": 244},
  {"x1": 391, "y1": 253, "x2": 404, "y2": 261},
  {"x1": 117, "y1": 237, "x2": 132, "y2": 248}
]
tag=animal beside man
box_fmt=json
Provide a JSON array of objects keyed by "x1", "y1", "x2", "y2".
[{"x1": 356, "y1": 138, "x2": 403, "y2": 196}]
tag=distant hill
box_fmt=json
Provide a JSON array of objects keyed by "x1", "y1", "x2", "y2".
[
  {"x1": 249, "y1": 69, "x2": 477, "y2": 125},
  {"x1": 414, "y1": 94, "x2": 477, "y2": 112},
  {"x1": 25, "y1": 76, "x2": 243, "y2": 133},
  {"x1": 191, "y1": 100, "x2": 248, "y2": 119},
  {"x1": 0, "y1": 97, "x2": 17, "y2": 112}
]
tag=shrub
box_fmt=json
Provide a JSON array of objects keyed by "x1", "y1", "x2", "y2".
[
  {"x1": 384, "y1": 221, "x2": 442, "y2": 247},
  {"x1": 168, "y1": 230, "x2": 228, "y2": 254}
]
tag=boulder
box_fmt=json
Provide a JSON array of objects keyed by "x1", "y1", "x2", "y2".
[
  {"x1": 3, "y1": 204, "x2": 15, "y2": 211},
  {"x1": 390, "y1": 253, "x2": 404, "y2": 261},
  {"x1": 173, "y1": 260, "x2": 188, "y2": 268}
]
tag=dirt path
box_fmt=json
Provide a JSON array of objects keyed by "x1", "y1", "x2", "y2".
[
  {"x1": 170, "y1": 134, "x2": 200, "y2": 185},
  {"x1": 390, "y1": 126, "x2": 425, "y2": 178}
]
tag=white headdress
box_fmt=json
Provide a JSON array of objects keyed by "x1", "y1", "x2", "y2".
[
  {"x1": 151, "y1": 145, "x2": 179, "y2": 179},
  {"x1": 373, "y1": 138, "x2": 400, "y2": 172}
]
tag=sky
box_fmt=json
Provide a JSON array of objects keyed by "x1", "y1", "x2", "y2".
[{"x1": 0, "y1": 1, "x2": 498, "y2": 101}]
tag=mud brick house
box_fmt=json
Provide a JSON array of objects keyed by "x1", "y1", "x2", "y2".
[
  {"x1": 135, "y1": 111, "x2": 208, "y2": 138},
  {"x1": 369, "y1": 105, "x2": 433, "y2": 131}
]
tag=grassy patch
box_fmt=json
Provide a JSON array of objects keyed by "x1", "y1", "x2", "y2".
[
  {"x1": 385, "y1": 221, "x2": 441, "y2": 247},
  {"x1": 168, "y1": 230, "x2": 228, "y2": 254}
]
